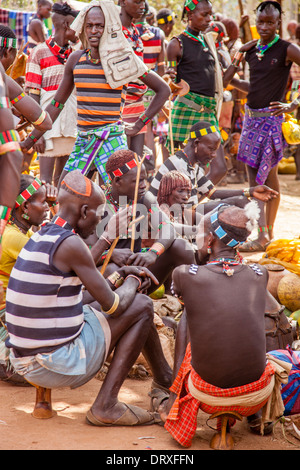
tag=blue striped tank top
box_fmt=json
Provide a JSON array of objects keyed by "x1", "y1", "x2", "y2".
[{"x1": 5, "y1": 222, "x2": 84, "y2": 357}]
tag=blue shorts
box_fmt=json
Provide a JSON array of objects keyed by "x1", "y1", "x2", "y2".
[{"x1": 9, "y1": 305, "x2": 111, "y2": 389}]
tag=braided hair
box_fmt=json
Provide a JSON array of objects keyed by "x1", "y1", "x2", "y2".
[
  {"x1": 106, "y1": 150, "x2": 138, "y2": 179},
  {"x1": 157, "y1": 171, "x2": 191, "y2": 206}
]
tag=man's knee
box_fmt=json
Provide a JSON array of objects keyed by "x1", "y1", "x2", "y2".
[{"x1": 136, "y1": 293, "x2": 154, "y2": 323}]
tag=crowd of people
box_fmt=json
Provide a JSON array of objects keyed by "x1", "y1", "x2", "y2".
[{"x1": 0, "y1": 0, "x2": 300, "y2": 450}]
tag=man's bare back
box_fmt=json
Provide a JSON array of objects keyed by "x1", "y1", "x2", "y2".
[{"x1": 173, "y1": 262, "x2": 268, "y2": 388}]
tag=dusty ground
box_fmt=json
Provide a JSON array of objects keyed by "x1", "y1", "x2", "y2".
[{"x1": 1, "y1": 173, "x2": 300, "y2": 452}]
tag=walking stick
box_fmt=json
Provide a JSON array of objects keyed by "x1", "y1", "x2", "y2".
[{"x1": 130, "y1": 153, "x2": 146, "y2": 252}]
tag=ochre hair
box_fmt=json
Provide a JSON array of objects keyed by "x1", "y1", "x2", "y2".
[
  {"x1": 157, "y1": 170, "x2": 191, "y2": 206},
  {"x1": 60, "y1": 170, "x2": 92, "y2": 199},
  {"x1": 106, "y1": 149, "x2": 138, "y2": 177}
]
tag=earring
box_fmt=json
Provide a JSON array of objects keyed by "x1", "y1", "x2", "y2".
[
  {"x1": 207, "y1": 245, "x2": 212, "y2": 254},
  {"x1": 22, "y1": 213, "x2": 30, "y2": 220}
]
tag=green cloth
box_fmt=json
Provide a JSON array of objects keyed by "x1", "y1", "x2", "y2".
[{"x1": 166, "y1": 91, "x2": 219, "y2": 151}]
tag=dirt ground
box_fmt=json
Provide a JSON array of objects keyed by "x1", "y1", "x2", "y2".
[{"x1": 1, "y1": 173, "x2": 300, "y2": 452}]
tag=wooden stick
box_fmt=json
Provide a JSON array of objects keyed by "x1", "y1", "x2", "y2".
[
  {"x1": 100, "y1": 237, "x2": 119, "y2": 275},
  {"x1": 130, "y1": 154, "x2": 146, "y2": 252},
  {"x1": 100, "y1": 215, "x2": 144, "y2": 275},
  {"x1": 168, "y1": 98, "x2": 174, "y2": 155}
]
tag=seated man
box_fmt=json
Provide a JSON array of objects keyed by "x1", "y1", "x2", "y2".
[
  {"x1": 96, "y1": 149, "x2": 196, "y2": 294},
  {"x1": 159, "y1": 202, "x2": 289, "y2": 447},
  {"x1": 5, "y1": 170, "x2": 172, "y2": 426},
  {"x1": 149, "y1": 121, "x2": 278, "y2": 231}
]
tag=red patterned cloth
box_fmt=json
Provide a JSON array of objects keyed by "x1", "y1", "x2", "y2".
[{"x1": 165, "y1": 343, "x2": 275, "y2": 447}]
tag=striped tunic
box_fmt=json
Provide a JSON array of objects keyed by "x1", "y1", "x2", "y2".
[
  {"x1": 5, "y1": 223, "x2": 84, "y2": 357},
  {"x1": 25, "y1": 41, "x2": 66, "y2": 92},
  {"x1": 149, "y1": 150, "x2": 214, "y2": 205},
  {"x1": 73, "y1": 51, "x2": 127, "y2": 132}
]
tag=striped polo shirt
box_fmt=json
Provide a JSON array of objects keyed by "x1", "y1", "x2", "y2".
[
  {"x1": 73, "y1": 50, "x2": 127, "y2": 131},
  {"x1": 149, "y1": 151, "x2": 214, "y2": 205},
  {"x1": 5, "y1": 222, "x2": 84, "y2": 357}
]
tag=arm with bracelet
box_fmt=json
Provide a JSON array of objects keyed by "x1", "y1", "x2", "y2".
[
  {"x1": 207, "y1": 184, "x2": 278, "y2": 203},
  {"x1": 21, "y1": 51, "x2": 79, "y2": 152},
  {"x1": 127, "y1": 193, "x2": 176, "y2": 267},
  {"x1": 0, "y1": 65, "x2": 24, "y2": 246},
  {"x1": 125, "y1": 69, "x2": 171, "y2": 137}
]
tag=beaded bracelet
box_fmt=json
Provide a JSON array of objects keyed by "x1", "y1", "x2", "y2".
[
  {"x1": 10, "y1": 92, "x2": 25, "y2": 106},
  {"x1": 140, "y1": 69, "x2": 150, "y2": 80},
  {"x1": 51, "y1": 98, "x2": 64, "y2": 110},
  {"x1": 167, "y1": 61, "x2": 177, "y2": 67},
  {"x1": 232, "y1": 51, "x2": 244, "y2": 68},
  {"x1": 103, "y1": 293, "x2": 120, "y2": 315},
  {"x1": 32, "y1": 110, "x2": 47, "y2": 126},
  {"x1": 29, "y1": 134, "x2": 38, "y2": 144},
  {"x1": 0, "y1": 129, "x2": 20, "y2": 145},
  {"x1": 126, "y1": 274, "x2": 142, "y2": 290},
  {"x1": 149, "y1": 242, "x2": 165, "y2": 257},
  {"x1": 0, "y1": 141, "x2": 21, "y2": 155},
  {"x1": 0, "y1": 97, "x2": 10, "y2": 109},
  {"x1": 157, "y1": 220, "x2": 171, "y2": 232},
  {"x1": 140, "y1": 112, "x2": 151, "y2": 126}
]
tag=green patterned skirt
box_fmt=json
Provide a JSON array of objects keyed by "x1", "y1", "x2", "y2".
[{"x1": 166, "y1": 91, "x2": 219, "y2": 151}]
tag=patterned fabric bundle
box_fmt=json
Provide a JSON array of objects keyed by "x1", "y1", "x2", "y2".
[
  {"x1": 237, "y1": 105, "x2": 286, "y2": 184},
  {"x1": 165, "y1": 343, "x2": 276, "y2": 447},
  {"x1": 167, "y1": 91, "x2": 219, "y2": 150},
  {"x1": 64, "y1": 122, "x2": 127, "y2": 184},
  {"x1": 268, "y1": 347, "x2": 300, "y2": 416}
]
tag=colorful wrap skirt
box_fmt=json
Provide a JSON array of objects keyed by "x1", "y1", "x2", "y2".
[
  {"x1": 167, "y1": 91, "x2": 219, "y2": 151},
  {"x1": 164, "y1": 343, "x2": 276, "y2": 447},
  {"x1": 63, "y1": 122, "x2": 127, "y2": 184},
  {"x1": 237, "y1": 105, "x2": 286, "y2": 184}
]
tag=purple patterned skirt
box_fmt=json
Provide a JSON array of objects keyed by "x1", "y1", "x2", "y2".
[{"x1": 237, "y1": 105, "x2": 286, "y2": 184}]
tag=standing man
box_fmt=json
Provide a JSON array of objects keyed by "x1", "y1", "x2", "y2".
[
  {"x1": 224, "y1": 1, "x2": 300, "y2": 251},
  {"x1": 27, "y1": 0, "x2": 53, "y2": 55},
  {"x1": 166, "y1": 0, "x2": 227, "y2": 185},
  {"x1": 21, "y1": 0, "x2": 170, "y2": 187},
  {"x1": 25, "y1": 2, "x2": 78, "y2": 186}
]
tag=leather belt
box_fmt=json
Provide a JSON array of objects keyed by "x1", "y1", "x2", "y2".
[
  {"x1": 246, "y1": 107, "x2": 272, "y2": 118},
  {"x1": 177, "y1": 95, "x2": 214, "y2": 114}
]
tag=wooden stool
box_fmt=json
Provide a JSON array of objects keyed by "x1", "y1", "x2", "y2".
[
  {"x1": 208, "y1": 411, "x2": 243, "y2": 450},
  {"x1": 32, "y1": 386, "x2": 55, "y2": 419}
]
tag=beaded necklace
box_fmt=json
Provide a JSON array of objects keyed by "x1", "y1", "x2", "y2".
[
  {"x1": 46, "y1": 37, "x2": 72, "y2": 64},
  {"x1": 87, "y1": 49, "x2": 101, "y2": 64},
  {"x1": 7, "y1": 215, "x2": 29, "y2": 234},
  {"x1": 183, "y1": 29, "x2": 208, "y2": 52},
  {"x1": 256, "y1": 34, "x2": 279, "y2": 60},
  {"x1": 206, "y1": 255, "x2": 244, "y2": 276}
]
